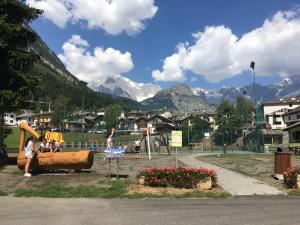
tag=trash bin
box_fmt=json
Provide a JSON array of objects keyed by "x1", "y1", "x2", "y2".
[
  {"x1": 274, "y1": 151, "x2": 291, "y2": 180},
  {"x1": 188, "y1": 144, "x2": 193, "y2": 151}
]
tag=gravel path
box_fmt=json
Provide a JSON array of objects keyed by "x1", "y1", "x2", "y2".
[{"x1": 180, "y1": 154, "x2": 285, "y2": 196}]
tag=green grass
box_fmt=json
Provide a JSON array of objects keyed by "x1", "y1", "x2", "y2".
[
  {"x1": 4, "y1": 127, "x2": 20, "y2": 148},
  {"x1": 14, "y1": 180, "x2": 231, "y2": 199},
  {"x1": 15, "y1": 181, "x2": 129, "y2": 198},
  {"x1": 288, "y1": 189, "x2": 300, "y2": 196},
  {"x1": 0, "y1": 190, "x2": 8, "y2": 196}
]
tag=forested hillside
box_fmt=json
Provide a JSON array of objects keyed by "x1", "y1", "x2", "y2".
[{"x1": 28, "y1": 30, "x2": 142, "y2": 111}]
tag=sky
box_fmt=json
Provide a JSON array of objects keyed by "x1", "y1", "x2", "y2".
[{"x1": 27, "y1": 0, "x2": 300, "y2": 90}]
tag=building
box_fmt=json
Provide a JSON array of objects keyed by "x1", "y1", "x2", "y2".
[
  {"x1": 283, "y1": 107, "x2": 300, "y2": 147},
  {"x1": 4, "y1": 112, "x2": 17, "y2": 126},
  {"x1": 16, "y1": 111, "x2": 36, "y2": 126},
  {"x1": 262, "y1": 97, "x2": 300, "y2": 130},
  {"x1": 245, "y1": 97, "x2": 300, "y2": 152}
]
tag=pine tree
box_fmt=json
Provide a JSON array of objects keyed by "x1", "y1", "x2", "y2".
[{"x1": 0, "y1": 0, "x2": 42, "y2": 151}]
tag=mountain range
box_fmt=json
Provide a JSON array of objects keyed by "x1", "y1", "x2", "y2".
[
  {"x1": 95, "y1": 75, "x2": 161, "y2": 102},
  {"x1": 141, "y1": 83, "x2": 216, "y2": 113},
  {"x1": 192, "y1": 76, "x2": 300, "y2": 105},
  {"x1": 98, "y1": 73, "x2": 300, "y2": 108}
]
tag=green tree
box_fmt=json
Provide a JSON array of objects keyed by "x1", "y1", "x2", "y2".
[
  {"x1": 51, "y1": 96, "x2": 70, "y2": 127},
  {"x1": 213, "y1": 100, "x2": 242, "y2": 145},
  {"x1": 180, "y1": 119, "x2": 191, "y2": 147},
  {"x1": 191, "y1": 116, "x2": 210, "y2": 142},
  {"x1": 104, "y1": 104, "x2": 122, "y2": 132},
  {"x1": 236, "y1": 96, "x2": 255, "y2": 125},
  {"x1": 0, "y1": 1, "x2": 42, "y2": 150}
]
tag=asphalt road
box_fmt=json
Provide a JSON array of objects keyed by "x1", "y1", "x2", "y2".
[{"x1": 0, "y1": 196, "x2": 299, "y2": 225}]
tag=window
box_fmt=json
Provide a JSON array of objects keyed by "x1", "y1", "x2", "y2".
[
  {"x1": 273, "y1": 115, "x2": 281, "y2": 125},
  {"x1": 288, "y1": 116, "x2": 291, "y2": 121},
  {"x1": 297, "y1": 114, "x2": 300, "y2": 120},
  {"x1": 10, "y1": 120, "x2": 13, "y2": 123}
]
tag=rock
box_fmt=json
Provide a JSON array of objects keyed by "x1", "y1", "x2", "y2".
[
  {"x1": 138, "y1": 176, "x2": 145, "y2": 185},
  {"x1": 197, "y1": 177, "x2": 212, "y2": 190}
]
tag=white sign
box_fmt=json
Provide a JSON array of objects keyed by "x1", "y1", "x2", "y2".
[{"x1": 171, "y1": 131, "x2": 182, "y2": 147}]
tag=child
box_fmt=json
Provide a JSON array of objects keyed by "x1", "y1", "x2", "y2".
[
  {"x1": 39, "y1": 136, "x2": 49, "y2": 152},
  {"x1": 49, "y1": 139, "x2": 59, "y2": 152},
  {"x1": 24, "y1": 136, "x2": 36, "y2": 177},
  {"x1": 106, "y1": 128, "x2": 115, "y2": 149}
]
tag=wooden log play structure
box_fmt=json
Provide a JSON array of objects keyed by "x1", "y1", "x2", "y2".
[{"x1": 17, "y1": 122, "x2": 94, "y2": 170}]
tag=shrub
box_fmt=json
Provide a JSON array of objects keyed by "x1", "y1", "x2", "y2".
[
  {"x1": 283, "y1": 166, "x2": 300, "y2": 189},
  {"x1": 137, "y1": 166, "x2": 217, "y2": 189}
]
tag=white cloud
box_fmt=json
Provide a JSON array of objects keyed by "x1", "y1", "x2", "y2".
[
  {"x1": 152, "y1": 43, "x2": 187, "y2": 82},
  {"x1": 153, "y1": 10, "x2": 300, "y2": 82},
  {"x1": 26, "y1": 0, "x2": 72, "y2": 28},
  {"x1": 26, "y1": 0, "x2": 158, "y2": 35},
  {"x1": 58, "y1": 35, "x2": 134, "y2": 84}
]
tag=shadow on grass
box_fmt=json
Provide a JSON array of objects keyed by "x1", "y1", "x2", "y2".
[{"x1": 0, "y1": 190, "x2": 8, "y2": 196}]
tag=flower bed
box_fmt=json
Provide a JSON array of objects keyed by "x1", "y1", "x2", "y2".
[
  {"x1": 283, "y1": 166, "x2": 300, "y2": 188},
  {"x1": 137, "y1": 166, "x2": 217, "y2": 189}
]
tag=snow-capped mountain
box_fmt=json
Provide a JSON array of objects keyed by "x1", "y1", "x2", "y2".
[
  {"x1": 192, "y1": 75, "x2": 300, "y2": 105},
  {"x1": 96, "y1": 75, "x2": 162, "y2": 102}
]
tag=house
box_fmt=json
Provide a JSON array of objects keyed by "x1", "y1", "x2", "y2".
[
  {"x1": 33, "y1": 111, "x2": 52, "y2": 128},
  {"x1": 147, "y1": 114, "x2": 175, "y2": 133},
  {"x1": 283, "y1": 107, "x2": 300, "y2": 147},
  {"x1": 4, "y1": 112, "x2": 17, "y2": 126},
  {"x1": 16, "y1": 111, "x2": 36, "y2": 126},
  {"x1": 244, "y1": 97, "x2": 300, "y2": 152},
  {"x1": 262, "y1": 97, "x2": 300, "y2": 129}
]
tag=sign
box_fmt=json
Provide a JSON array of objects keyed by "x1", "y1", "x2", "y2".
[{"x1": 171, "y1": 131, "x2": 182, "y2": 147}]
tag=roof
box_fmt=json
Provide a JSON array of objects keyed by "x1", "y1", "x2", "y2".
[
  {"x1": 262, "y1": 97, "x2": 300, "y2": 106},
  {"x1": 282, "y1": 106, "x2": 300, "y2": 116},
  {"x1": 283, "y1": 121, "x2": 300, "y2": 131},
  {"x1": 16, "y1": 112, "x2": 36, "y2": 118},
  {"x1": 148, "y1": 114, "x2": 173, "y2": 123}
]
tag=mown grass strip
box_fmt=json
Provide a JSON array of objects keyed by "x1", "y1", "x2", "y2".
[
  {"x1": 14, "y1": 181, "x2": 231, "y2": 199},
  {"x1": 288, "y1": 189, "x2": 300, "y2": 196},
  {"x1": 0, "y1": 190, "x2": 8, "y2": 196}
]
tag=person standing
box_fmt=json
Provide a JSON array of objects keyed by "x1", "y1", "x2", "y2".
[
  {"x1": 106, "y1": 128, "x2": 115, "y2": 149},
  {"x1": 24, "y1": 136, "x2": 36, "y2": 177}
]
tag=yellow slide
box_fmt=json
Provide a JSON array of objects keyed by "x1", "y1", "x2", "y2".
[{"x1": 45, "y1": 131, "x2": 64, "y2": 146}]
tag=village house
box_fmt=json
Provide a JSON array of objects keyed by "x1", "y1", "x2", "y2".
[
  {"x1": 283, "y1": 106, "x2": 300, "y2": 148},
  {"x1": 4, "y1": 112, "x2": 17, "y2": 126}
]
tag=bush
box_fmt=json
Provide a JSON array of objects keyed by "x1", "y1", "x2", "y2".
[
  {"x1": 283, "y1": 166, "x2": 300, "y2": 188},
  {"x1": 138, "y1": 166, "x2": 217, "y2": 189}
]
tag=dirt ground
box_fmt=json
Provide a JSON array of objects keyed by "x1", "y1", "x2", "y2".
[
  {"x1": 0, "y1": 153, "x2": 181, "y2": 194},
  {"x1": 198, "y1": 154, "x2": 300, "y2": 191}
]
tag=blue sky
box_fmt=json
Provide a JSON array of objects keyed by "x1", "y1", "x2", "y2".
[{"x1": 28, "y1": 0, "x2": 300, "y2": 89}]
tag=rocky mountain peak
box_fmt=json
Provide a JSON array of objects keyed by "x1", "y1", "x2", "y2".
[{"x1": 170, "y1": 83, "x2": 194, "y2": 96}]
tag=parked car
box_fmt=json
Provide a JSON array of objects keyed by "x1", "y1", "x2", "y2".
[
  {"x1": 51, "y1": 127, "x2": 60, "y2": 132},
  {"x1": 96, "y1": 129, "x2": 107, "y2": 134},
  {"x1": 87, "y1": 129, "x2": 97, "y2": 134}
]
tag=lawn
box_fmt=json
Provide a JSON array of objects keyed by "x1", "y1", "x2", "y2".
[
  {"x1": 198, "y1": 154, "x2": 300, "y2": 190},
  {"x1": 14, "y1": 181, "x2": 230, "y2": 199},
  {"x1": 4, "y1": 127, "x2": 20, "y2": 148},
  {"x1": 0, "y1": 154, "x2": 230, "y2": 199}
]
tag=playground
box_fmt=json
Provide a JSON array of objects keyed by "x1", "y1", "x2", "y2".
[{"x1": 2, "y1": 121, "x2": 300, "y2": 198}]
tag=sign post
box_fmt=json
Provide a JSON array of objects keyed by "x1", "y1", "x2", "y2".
[{"x1": 171, "y1": 131, "x2": 182, "y2": 166}]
